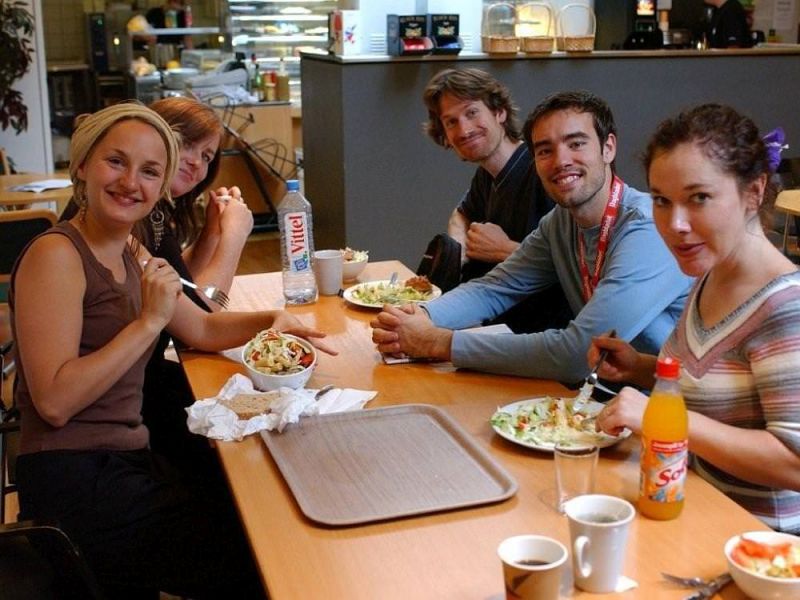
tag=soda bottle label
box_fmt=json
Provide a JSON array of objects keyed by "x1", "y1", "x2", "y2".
[
  {"x1": 283, "y1": 211, "x2": 312, "y2": 274},
  {"x1": 640, "y1": 437, "x2": 688, "y2": 504}
]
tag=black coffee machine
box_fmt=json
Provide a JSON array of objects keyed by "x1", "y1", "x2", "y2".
[{"x1": 623, "y1": 0, "x2": 662, "y2": 49}]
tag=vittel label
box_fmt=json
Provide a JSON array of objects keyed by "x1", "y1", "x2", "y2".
[
  {"x1": 640, "y1": 437, "x2": 688, "y2": 503},
  {"x1": 283, "y1": 211, "x2": 311, "y2": 273}
]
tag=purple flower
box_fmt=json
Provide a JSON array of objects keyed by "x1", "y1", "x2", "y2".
[{"x1": 763, "y1": 127, "x2": 787, "y2": 173}]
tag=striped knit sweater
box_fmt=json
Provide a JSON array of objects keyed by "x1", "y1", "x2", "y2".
[{"x1": 661, "y1": 270, "x2": 800, "y2": 533}]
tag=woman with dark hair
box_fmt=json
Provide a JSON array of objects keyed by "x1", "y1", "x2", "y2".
[
  {"x1": 143, "y1": 96, "x2": 254, "y2": 465},
  {"x1": 146, "y1": 96, "x2": 252, "y2": 306},
  {"x1": 591, "y1": 104, "x2": 800, "y2": 532}
]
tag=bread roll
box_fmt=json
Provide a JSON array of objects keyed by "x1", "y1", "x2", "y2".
[{"x1": 222, "y1": 392, "x2": 280, "y2": 420}]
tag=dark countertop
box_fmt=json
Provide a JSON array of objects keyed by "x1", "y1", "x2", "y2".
[{"x1": 303, "y1": 45, "x2": 800, "y2": 64}]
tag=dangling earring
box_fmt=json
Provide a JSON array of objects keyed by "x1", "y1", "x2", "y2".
[
  {"x1": 150, "y1": 206, "x2": 165, "y2": 250},
  {"x1": 78, "y1": 193, "x2": 88, "y2": 223}
]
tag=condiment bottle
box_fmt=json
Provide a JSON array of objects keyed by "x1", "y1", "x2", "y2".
[
  {"x1": 639, "y1": 356, "x2": 688, "y2": 520},
  {"x1": 276, "y1": 58, "x2": 290, "y2": 102}
]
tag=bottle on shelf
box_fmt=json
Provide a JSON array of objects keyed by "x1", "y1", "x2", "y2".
[
  {"x1": 183, "y1": 1, "x2": 193, "y2": 27},
  {"x1": 165, "y1": 8, "x2": 177, "y2": 29},
  {"x1": 262, "y1": 71, "x2": 276, "y2": 102},
  {"x1": 249, "y1": 54, "x2": 264, "y2": 100},
  {"x1": 639, "y1": 356, "x2": 688, "y2": 520},
  {"x1": 278, "y1": 180, "x2": 317, "y2": 304},
  {"x1": 276, "y1": 58, "x2": 290, "y2": 102}
]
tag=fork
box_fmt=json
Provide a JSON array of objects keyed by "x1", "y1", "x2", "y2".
[
  {"x1": 683, "y1": 573, "x2": 732, "y2": 600},
  {"x1": 143, "y1": 260, "x2": 230, "y2": 309},
  {"x1": 573, "y1": 329, "x2": 617, "y2": 412},
  {"x1": 179, "y1": 277, "x2": 230, "y2": 309},
  {"x1": 661, "y1": 572, "x2": 732, "y2": 599}
]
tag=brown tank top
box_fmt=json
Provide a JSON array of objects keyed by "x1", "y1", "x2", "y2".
[{"x1": 10, "y1": 222, "x2": 154, "y2": 453}]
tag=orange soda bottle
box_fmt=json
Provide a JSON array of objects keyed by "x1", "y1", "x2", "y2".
[{"x1": 639, "y1": 356, "x2": 688, "y2": 520}]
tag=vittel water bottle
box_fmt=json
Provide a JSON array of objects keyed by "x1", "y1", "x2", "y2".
[{"x1": 278, "y1": 180, "x2": 317, "y2": 304}]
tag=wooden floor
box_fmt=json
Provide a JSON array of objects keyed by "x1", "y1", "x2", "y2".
[{"x1": 236, "y1": 232, "x2": 282, "y2": 275}]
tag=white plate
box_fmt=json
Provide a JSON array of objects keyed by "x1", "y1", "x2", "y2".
[
  {"x1": 342, "y1": 280, "x2": 442, "y2": 309},
  {"x1": 490, "y1": 397, "x2": 631, "y2": 452}
]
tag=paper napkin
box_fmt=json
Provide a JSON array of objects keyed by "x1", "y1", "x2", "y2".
[
  {"x1": 186, "y1": 373, "x2": 377, "y2": 442},
  {"x1": 9, "y1": 179, "x2": 72, "y2": 193}
]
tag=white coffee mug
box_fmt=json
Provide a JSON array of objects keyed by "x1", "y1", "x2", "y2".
[
  {"x1": 497, "y1": 535, "x2": 568, "y2": 600},
  {"x1": 313, "y1": 249, "x2": 343, "y2": 296},
  {"x1": 563, "y1": 494, "x2": 635, "y2": 593}
]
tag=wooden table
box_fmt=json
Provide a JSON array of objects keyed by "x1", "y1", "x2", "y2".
[
  {"x1": 179, "y1": 261, "x2": 765, "y2": 600},
  {"x1": 775, "y1": 190, "x2": 800, "y2": 255},
  {"x1": 0, "y1": 173, "x2": 72, "y2": 212}
]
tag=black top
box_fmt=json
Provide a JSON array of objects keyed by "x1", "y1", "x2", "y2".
[
  {"x1": 457, "y1": 143, "x2": 554, "y2": 281},
  {"x1": 708, "y1": 0, "x2": 750, "y2": 48}
]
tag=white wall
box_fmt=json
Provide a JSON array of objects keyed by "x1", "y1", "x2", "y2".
[
  {"x1": 752, "y1": 0, "x2": 800, "y2": 43},
  {"x1": 0, "y1": 0, "x2": 53, "y2": 173}
]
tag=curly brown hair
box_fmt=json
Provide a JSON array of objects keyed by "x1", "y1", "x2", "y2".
[
  {"x1": 644, "y1": 104, "x2": 776, "y2": 213},
  {"x1": 422, "y1": 68, "x2": 520, "y2": 148}
]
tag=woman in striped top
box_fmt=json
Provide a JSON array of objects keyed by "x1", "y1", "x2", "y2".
[{"x1": 592, "y1": 104, "x2": 800, "y2": 532}]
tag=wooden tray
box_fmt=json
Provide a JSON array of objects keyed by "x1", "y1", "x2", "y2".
[{"x1": 261, "y1": 404, "x2": 517, "y2": 526}]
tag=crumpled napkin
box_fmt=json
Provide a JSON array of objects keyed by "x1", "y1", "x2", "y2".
[{"x1": 186, "y1": 373, "x2": 377, "y2": 441}]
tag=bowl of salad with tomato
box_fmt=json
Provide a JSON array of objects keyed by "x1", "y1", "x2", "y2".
[
  {"x1": 242, "y1": 329, "x2": 317, "y2": 391},
  {"x1": 725, "y1": 530, "x2": 800, "y2": 599}
]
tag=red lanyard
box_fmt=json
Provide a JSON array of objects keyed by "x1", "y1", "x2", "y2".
[{"x1": 578, "y1": 175, "x2": 624, "y2": 302}]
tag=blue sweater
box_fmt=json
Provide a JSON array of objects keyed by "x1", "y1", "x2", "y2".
[{"x1": 425, "y1": 184, "x2": 693, "y2": 382}]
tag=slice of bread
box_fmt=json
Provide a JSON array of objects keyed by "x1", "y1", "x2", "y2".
[{"x1": 222, "y1": 392, "x2": 281, "y2": 420}]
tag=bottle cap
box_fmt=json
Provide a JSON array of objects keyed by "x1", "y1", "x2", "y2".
[
  {"x1": 286, "y1": 179, "x2": 299, "y2": 191},
  {"x1": 655, "y1": 356, "x2": 680, "y2": 379}
]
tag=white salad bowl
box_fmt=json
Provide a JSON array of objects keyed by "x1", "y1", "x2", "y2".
[
  {"x1": 725, "y1": 531, "x2": 800, "y2": 600},
  {"x1": 342, "y1": 256, "x2": 368, "y2": 281},
  {"x1": 242, "y1": 332, "x2": 316, "y2": 391}
]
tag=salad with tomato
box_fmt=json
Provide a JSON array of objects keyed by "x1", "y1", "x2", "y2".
[
  {"x1": 730, "y1": 535, "x2": 800, "y2": 579},
  {"x1": 244, "y1": 329, "x2": 314, "y2": 375}
]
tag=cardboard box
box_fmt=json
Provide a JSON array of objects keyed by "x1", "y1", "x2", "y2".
[
  {"x1": 387, "y1": 14, "x2": 433, "y2": 56},
  {"x1": 330, "y1": 10, "x2": 362, "y2": 56}
]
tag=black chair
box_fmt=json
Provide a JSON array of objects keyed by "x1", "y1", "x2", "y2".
[
  {"x1": 0, "y1": 519, "x2": 105, "y2": 599},
  {"x1": 1, "y1": 338, "x2": 18, "y2": 524},
  {"x1": 0, "y1": 209, "x2": 58, "y2": 303},
  {"x1": 0, "y1": 342, "x2": 104, "y2": 599}
]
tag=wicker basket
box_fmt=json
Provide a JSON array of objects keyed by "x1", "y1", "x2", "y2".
[
  {"x1": 557, "y1": 3, "x2": 596, "y2": 53},
  {"x1": 521, "y1": 36, "x2": 554, "y2": 54},
  {"x1": 562, "y1": 35, "x2": 594, "y2": 52},
  {"x1": 483, "y1": 35, "x2": 520, "y2": 54}
]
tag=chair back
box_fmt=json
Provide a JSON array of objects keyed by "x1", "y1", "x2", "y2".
[
  {"x1": 0, "y1": 209, "x2": 58, "y2": 289},
  {"x1": 0, "y1": 520, "x2": 106, "y2": 599},
  {"x1": 0, "y1": 148, "x2": 9, "y2": 176}
]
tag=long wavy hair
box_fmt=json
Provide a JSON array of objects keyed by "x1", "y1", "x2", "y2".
[{"x1": 148, "y1": 96, "x2": 224, "y2": 248}]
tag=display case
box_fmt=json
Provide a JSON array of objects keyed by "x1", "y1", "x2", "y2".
[{"x1": 228, "y1": 0, "x2": 336, "y2": 100}]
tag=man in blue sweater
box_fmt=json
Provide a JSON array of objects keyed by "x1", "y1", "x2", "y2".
[{"x1": 372, "y1": 91, "x2": 692, "y2": 383}]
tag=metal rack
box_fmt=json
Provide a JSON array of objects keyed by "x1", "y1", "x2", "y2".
[{"x1": 204, "y1": 93, "x2": 301, "y2": 232}]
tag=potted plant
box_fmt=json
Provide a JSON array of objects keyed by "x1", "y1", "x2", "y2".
[{"x1": 0, "y1": 0, "x2": 35, "y2": 134}]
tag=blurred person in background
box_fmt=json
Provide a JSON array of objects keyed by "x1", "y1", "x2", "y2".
[{"x1": 705, "y1": 0, "x2": 750, "y2": 48}]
